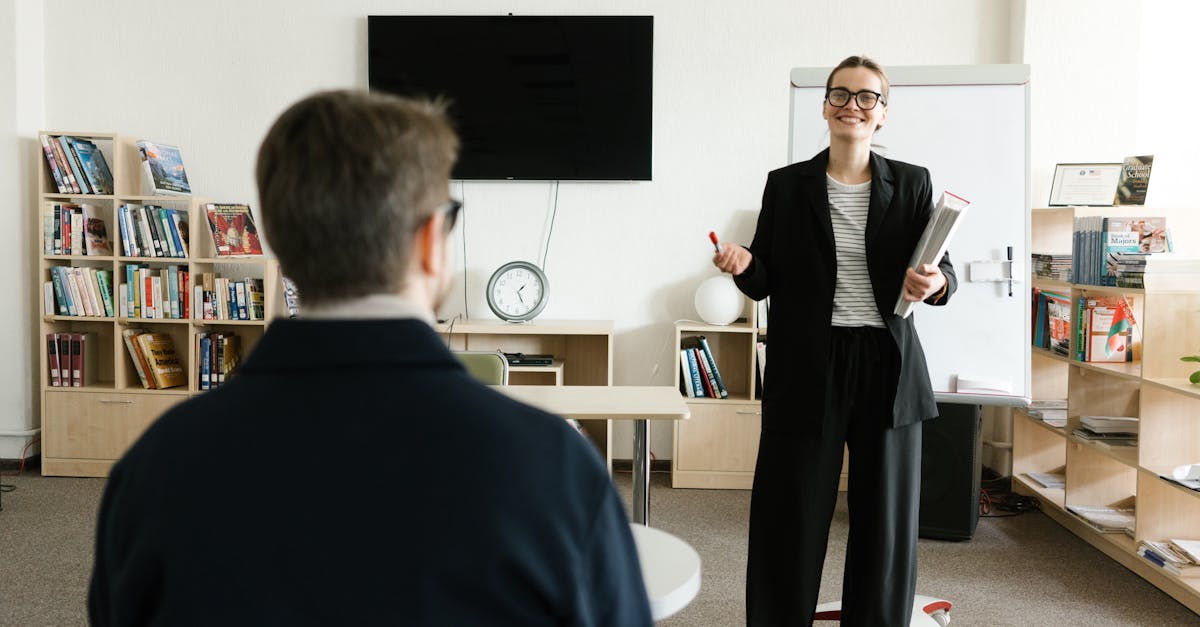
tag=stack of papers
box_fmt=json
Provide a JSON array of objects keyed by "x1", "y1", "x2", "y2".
[
  {"x1": 894, "y1": 191, "x2": 970, "y2": 319},
  {"x1": 1139, "y1": 539, "x2": 1200, "y2": 577},
  {"x1": 1067, "y1": 504, "x2": 1135, "y2": 536},
  {"x1": 1027, "y1": 400, "x2": 1068, "y2": 427},
  {"x1": 1081, "y1": 415, "x2": 1139, "y2": 434},
  {"x1": 1025, "y1": 471, "x2": 1065, "y2": 490}
]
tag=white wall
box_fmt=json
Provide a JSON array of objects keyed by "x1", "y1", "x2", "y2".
[
  {"x1": 0, "y1": 0, "x2": 43, "y2": 458},
  {"x1": 25, "y1": 0, "x2": 1015, "y2": 459}
]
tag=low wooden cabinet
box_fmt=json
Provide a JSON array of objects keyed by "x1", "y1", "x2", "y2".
[{"x1": 43, "y1": 391, "x2": 188, "y2": 475}]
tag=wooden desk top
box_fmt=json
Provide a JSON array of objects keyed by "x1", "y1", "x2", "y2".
[{"x1": 499, "y1": 386, "x2": 690, "y2": 421}]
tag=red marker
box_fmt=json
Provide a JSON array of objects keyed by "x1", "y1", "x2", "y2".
[{"x1": 709, "y1": 231, "x2": 722, "y2": 253}]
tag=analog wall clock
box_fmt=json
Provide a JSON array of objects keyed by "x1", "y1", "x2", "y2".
[{"x1": 486, "y1": 261, "x2": 549, "y2": 322}]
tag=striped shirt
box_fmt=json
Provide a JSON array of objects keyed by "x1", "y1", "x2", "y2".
[{"x1": 826, "y1": 174, "x2": 885, "y2": 328}]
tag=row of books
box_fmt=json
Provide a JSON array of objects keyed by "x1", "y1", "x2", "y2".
[
  {"x1": 196, "y1": 275, "x2": 265, "y2": 321},
  {"x1": 1075, "y1": 295, "x2": 1135, "y2": 363},
  {"x1": 1109, "y1": 252, "x2": 1200, "y2": 290},
  {"x1": 122, "y1": 264, "x2": 189, "y2": 320},
  {"x1": 118, "y1": 204, "x2": 190, "y2": 258},
  {"x1": 678, "y1": 336, "x2": 728, "y2": 399},
  {"x1": 1138, "y1": 539, "x2": 1200, "y2": 578},
  {"x1": 122, "y1": 329, "x2": 185, "y2": 389},
  {"x1": 1031, "y1": 289, "x2": 1071, "y2": 356},
  {"x1": 1072, "y1": 215, "x2": 1169, "y2": 286},
  {"x1": 40, "y1": 135, "x2": 114, "y2": 195},
  {"x1": 1031, "y1": 253, "x2": 1071, "y2": 282},
  {"x1": 43, "y1": 203, "x2": 113, "y2": 256},
  {"x1": 45, "y1": 332, "x2": 99, "y2": 387},
  {"x1": 45, "y1": 266, "x2": 115, "y2": 318},
  {"x1": 197, "y1": 332, "x2": 241, "y2": 390}
]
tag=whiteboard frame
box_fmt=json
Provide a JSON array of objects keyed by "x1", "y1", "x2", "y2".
[{"x1": 788, "y1": 64, "x2": 1032, "y2": 407}]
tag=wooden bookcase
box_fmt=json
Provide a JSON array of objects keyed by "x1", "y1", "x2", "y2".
[
  {"x1": 670, "y1": 300, "x2": 849, "y2": 490},
  {"x1": 434, "y1": 318, "x2": 613, "y2": 469},
  {"x1": 1013, "y1": 205, "x2": 1200, "y2": 615},
  {"x1": 36, "y1": 132, "x2": 282, "y2": 477}
]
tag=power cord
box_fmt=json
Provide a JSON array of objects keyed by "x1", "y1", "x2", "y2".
[
  {"x1": 0, "y1": 437, "x2": 41, "y2": 509},
  {"x1": 459, "y1": 180, "x2": 469, "y2": 319},
  {"x1": 540, "y1": 180, "x2": 560, "y2": 272},
  {"x1": 980, "y1": 484, "x2": 1041, "y2": 518}
]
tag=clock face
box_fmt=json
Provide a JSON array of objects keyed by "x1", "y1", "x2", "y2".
[{"x1": 486, "y1": 262, "x2": 549, "y2": 322}]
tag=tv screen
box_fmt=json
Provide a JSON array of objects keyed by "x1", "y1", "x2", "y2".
[{"x1": 368, "y1": 15, "x2": 653, "y2": 181}]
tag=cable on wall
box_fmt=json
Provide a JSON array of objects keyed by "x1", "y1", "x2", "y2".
[
  {"x1": 459, "y1": 180, "x2": 469, "y2": 319},
  {"x1": 541, "y1": 180, "x2": 560, "y2": 271}
]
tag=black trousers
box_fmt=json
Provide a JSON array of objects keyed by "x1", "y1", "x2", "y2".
[{"x1": 747, "y1": 326, "x2": 922, "y2": 627}]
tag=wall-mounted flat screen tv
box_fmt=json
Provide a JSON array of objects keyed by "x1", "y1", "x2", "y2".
[{"x1": 368, "y1": 15, "x2": 653, "y2": 181}]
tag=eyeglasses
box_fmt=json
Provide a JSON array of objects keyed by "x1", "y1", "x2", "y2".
[
  {"x1": 431, "y1": 198, "x2": 462, "y2": 232},
  {"x1": 825, "y1": 88, "x2": 886, "y2": 110}
]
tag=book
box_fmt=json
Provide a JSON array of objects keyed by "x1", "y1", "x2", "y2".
[
  {"x1": 58, "y1": 334, "x2": 72, "y2": 386},
  {"x1": 134, "y1": 332, "x2": 185, "y2": 389},
  {"x1": 136, "y1": 140, "x2": 191, "y2": 195},
  {"x1": 47, "y1": 333, "x2": 61, "y2": 387},
  {"x1": 65, "y1": 137, "x2": 114, "y2": 195},
  {"x1": 894, "y1": 191, "x2": 970, "y2": 318},
  {"x1": 696, "y1": 336, "x2": 729, "y2": 398},
  {"x1": 280, "y1": 272, "x2": 301, "y2": 317},
  {"x1": 204, "y1": 203, "x2": 263, "y2": 256},
  {"x1": 679, "y1": 349, "x2": 696, "y2": 398},
  {"x1": 49, "y1": 136, "x2": 80, "y2": 193},
  {"x1": 692, "y1": 347, "x2": 716, "y2": 397},
  {"x1": 121, "y1": 328, "x2": 154, "y2": 389},
  {"x1": 1115, "y1": 155, "x2": 1153, "y2": 205},
  {"x1": 81, "y1": 204, "x2": 113, "y2": 256},
  {"x1": 73, "y1": 332, "x2": 99, "y2": 387}
]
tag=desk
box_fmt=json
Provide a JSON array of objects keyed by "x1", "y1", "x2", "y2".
[
  {"x1": 630, "y1": 524, "x2": 702, "y2": 620},
  {"x1": 500, "y1": 385, "x2": 690, "y2": 525}
]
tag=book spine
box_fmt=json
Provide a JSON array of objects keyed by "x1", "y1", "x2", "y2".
[
  {"x1": 62, "y1": 268, "x2": 83, "y2": 316},
  {"x1": 169, "y1": 210, "x2": 189, "y2": 257},
  {"x1": 158, "y1": 208, "x2": 178, "y2": 257},
  {"x1": 70, "y1": 332, "x2": 82, "y2": 387},
  {"x1": 70, "y1": 211, "x2": 83, "y2": 256},
  {"x1": 121, "y1": 330, "x2": 153, "y2": 389},
  {"x1": 685, "y1": 348, "x2": 705, "y2": 397},
  {"x1": 199, "y1": 334, "x2": 210, "y2": 390},
  {"x1": 697, "y1": 336, "x2": 728, "y2": 398},
  {"x1": 215, "y1": 335, "x2": 226, "y2": 385},
  {"x1": 58, "y1": 334, "x2": 72, "y2": 385},
  {"x1": 50, "y1": 267, "x2": 68, "y2": 315},
  {"x1": 52, "y1": 204, "x2": 62, "y2": 254},
  {"x1": 49, "y1": 137, "x2": 80, "y2": 194},
  {"x1": 43, "y1": 281, "x2": 54, "y2": 315},
  {"x1": 47, "y1": 333, "x2": 61, "y2": 387},
  {"x1": 693, "y1": 348, "x2": 717, "y2": 397},
  {"x1": 136, "y1": 207, "x2": 157, "y2": 257},
  {"x1": 40, "y1": 134, "x2": 67, "y2": 193},
  {"x1": 62, "y1": 137, "x2": 93, "y2": 194},
  {"x1": 235, "y1": 280, "x2": 248, "y2": 320},
  {"x1": 679, "y1": 349, "x2": 695, "y2": 398}
]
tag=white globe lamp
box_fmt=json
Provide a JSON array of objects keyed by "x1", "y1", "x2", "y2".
[{"x1": 694, "y1": 275, "x2": 742, "y2": 325}]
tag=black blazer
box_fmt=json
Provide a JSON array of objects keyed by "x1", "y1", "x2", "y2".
[
  {"x1": 89, "y1": 318, "x2": 652, "y2": 626},
  {"x1": 735, "y1": 149, "x2": 957, "y2": 433}
]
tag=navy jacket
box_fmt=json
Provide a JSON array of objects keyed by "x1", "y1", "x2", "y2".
[
  {"x1": 89, "y1": 318, "x2": 651, "y2": 626},
  {"x1": 735, "y1": 149, "x2": 957, "y2": 433}
]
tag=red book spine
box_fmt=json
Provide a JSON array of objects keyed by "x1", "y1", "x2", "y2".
[
  {"x1": 47, "y1": 333, "x2": 61, "y2": 387},
  {"x1": 70, "y1": 332, "x2": 83, "y2": 387},
  {"x1": 693, "y1": 348, "x2": 715, "y2": 397},
  {"x1": 58, "y1": 334, "x2": 72, "y2": 386}
]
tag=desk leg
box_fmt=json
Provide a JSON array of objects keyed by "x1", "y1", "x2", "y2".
[{"x1": 632, "y1": 418, "x2": 650, "y2": 525}]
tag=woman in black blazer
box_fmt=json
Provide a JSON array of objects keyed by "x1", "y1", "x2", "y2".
[{"x1": 714, "y1": 56, "x2": 957, "y2": 626}]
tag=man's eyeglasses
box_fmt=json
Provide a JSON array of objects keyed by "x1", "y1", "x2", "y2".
[
  {"x1": 825, "y1": 88, "x2": 886, "y2": 110},
  {"x1": 431, "y1": 199, "x2": 462, "y2": 232}
]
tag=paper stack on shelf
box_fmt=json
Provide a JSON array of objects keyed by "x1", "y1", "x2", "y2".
[
  {"x1": 1026, "y1": 400, "x2": 1068, "y2": 428},
  {"x1": 1067, "y1": 504, "x2": 1135, "y2": 536},
  {"x1": 894, "y1": 191, "x2": 970, "y2": 319},
  {"x1": 1139, "y1": 539, "x2": 1200, "y2": 577},
  {"x1": 1025, "y1": 471, "x2": 1065, "y2": 490}
]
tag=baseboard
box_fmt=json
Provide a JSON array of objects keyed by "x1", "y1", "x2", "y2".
[
  {"x1": 0, "y1": 432, "x2": 41, "y2": 460},
  {"x1": 611, "y1": 458, "x2": 672, "y2": 473}
]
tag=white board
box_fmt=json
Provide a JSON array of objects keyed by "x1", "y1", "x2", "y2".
[{"x1": 789, "y1": 65, "x2": 1031, "y2": 405}]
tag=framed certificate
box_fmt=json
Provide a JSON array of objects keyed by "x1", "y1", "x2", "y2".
[{"x1": 1048, "y1": 163, "x2": 1122, "y2": 206}]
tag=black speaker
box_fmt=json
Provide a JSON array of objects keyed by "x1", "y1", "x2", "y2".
[{"x1": 918, "y1": 402, "x2": 982, "y2": 541}]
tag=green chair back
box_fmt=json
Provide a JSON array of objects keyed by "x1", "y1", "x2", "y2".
[{"x1": 453, "y1": 350, "x2": 509, "y2": 385}]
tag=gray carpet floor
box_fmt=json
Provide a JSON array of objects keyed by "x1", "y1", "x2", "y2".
[{"x1": 2, "y1": 464, "x2": 1198, "y2": 626}]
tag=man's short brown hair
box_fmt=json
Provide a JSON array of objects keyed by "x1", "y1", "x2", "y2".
[{"x1": 255, "y1": 89, "x2": 459, "y2": 306}]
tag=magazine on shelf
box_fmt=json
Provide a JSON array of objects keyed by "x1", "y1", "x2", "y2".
[
  {"x1": 894, "y1": 191, "x2": 970, "y2": 319},
  {"x1": 204, "y1": 203, "x2": 263, "y2": 256},
  {"x1": 1115, "y1": 155, "x2": 1153, "y2": 205},
  {"x1": 137, "y1": 140, "x2": 192, "y2": 196}
]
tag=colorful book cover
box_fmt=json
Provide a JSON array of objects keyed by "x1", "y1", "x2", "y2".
[
  {"x1": 81, "y1": 204, "x2": 113, "y2": 256},
  {"x1": 135, "y1": 332, "x2": 185, "y2": 388},
  {"x1": 67, "y1": 137, "x2": 114, "y2": 194},
  {"x1": 137, "y1": 140, "x2": 192, "y2": 195},
  {"x1": 205, "y1": 203, "x2": 263, "y2": 256},
  {"x1": 1115, "y1": 155, "x2": 1153, "y2": 205}
]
